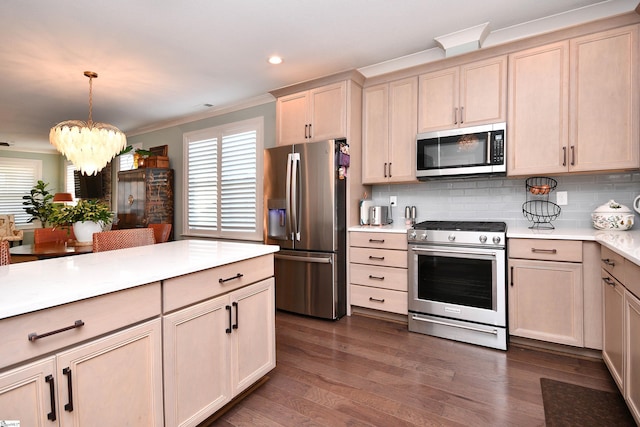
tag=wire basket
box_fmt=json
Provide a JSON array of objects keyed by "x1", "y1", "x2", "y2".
[
  {"x1": 522, "y1": 200, "x2": 561, "y2": 229},
  {"x1": 525, "y1": 176, "x2": 557, "y2": 195}
]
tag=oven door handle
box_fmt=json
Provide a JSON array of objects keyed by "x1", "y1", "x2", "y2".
[
  {"x1": 411, "y1": 315, "x2": 499, "y2": 335},
  {"x1": 410, "y1": 246, "x2": 499, "y2": 260}
]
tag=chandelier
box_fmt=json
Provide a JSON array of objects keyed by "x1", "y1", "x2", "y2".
[{"x1": 49, "y1": 71, "x2": 127, "y2": 176}]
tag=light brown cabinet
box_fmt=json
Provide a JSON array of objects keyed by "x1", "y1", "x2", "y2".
[
  {"x1": 362, "y1": 77, "x2": 418, "y2": 184},
  {"x1": 162, "y1": 255, "x2": 275, "y2": 427},
  {"x1": 508, "y1": 25, "x2": 639, "y2": 176},
  {"x1": 418, "y1": 56, "x2": 507, "y2": 133},
  {"x1": 508, "y1": 239, "x2": 592, "y2": 347},
  {"x1": 0, "y1": 320, "x2": 163, "y2": 426},
  {"x1": 349, "y1": 232, "x2": 408, "y2": 315},
  {"x1": 601, "y1": 246, "x2": 640, "y2": 424},
  {"x1": 276, "y1": 82, "x2": 346, "y2": 145}
]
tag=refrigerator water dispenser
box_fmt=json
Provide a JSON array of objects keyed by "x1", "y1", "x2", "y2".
[{"x1": 267, "y1": 199, "x2": 287, "y2": 239}]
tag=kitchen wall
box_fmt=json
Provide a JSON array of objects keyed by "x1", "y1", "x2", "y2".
[{"x1": 371, "y1": 172, "x2": 640, "y2": 229}]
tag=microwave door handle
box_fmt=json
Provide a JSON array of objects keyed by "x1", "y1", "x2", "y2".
[{"x1": 486, "y1": 131, "x2": 492, "y2": 164}]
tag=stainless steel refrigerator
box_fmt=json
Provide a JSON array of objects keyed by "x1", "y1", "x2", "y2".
[{"x1": 264, "y1": 139, "x2": 347, "y2": 319}]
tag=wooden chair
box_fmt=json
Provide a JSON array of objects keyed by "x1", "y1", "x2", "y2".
[
  {"x1": 148, "y1": 223, "x2": 172, "y2": 243},
  {"x1": 92, "y1": 228, "x2": 156, "y2": 253},
  {"x1": 0, "y1": 214, "x2": 24, "y2": 247},
  {"x1": 34, "y1": 227, "x2": 75, "y2": 244},
  {"x1": 0, "y1": 240, "x2": 10, "y2": 265}
]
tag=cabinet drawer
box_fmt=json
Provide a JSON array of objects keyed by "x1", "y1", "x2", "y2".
[
  {"x1": 163, "y1": 254, "x2": 274, "y2": 313},
  {"x1": 350, "y1": 247, "x2": 407, "y2": 268},
  {"x1": 0, "y1": 283, "x2": 161, "y2": 370},
  {"x1": 625, "y1": 259, "x2": 640, "y2": 298},
  {"x1": 350, "y1": 232, "x2": 407, "y2": 250},
  {"x1": 350, "y1": 263, "x2": 407, "y2": 291},
  {"x1": 601, "y1": 246, "x2": 626, "y2": 283},
  {"x1": 350, "y1": 284, "x2": 408, "y2": 315},
  {"x1": 509, "y1": 238, "x2": 582, "y2": 262}
]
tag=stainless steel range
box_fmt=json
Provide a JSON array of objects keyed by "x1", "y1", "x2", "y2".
[{"x1": 407, "y1": 221, "x2": 507, "y2": 350}]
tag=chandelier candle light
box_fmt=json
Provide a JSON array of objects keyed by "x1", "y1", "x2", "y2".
[{"x1": 49, "y1": 71, "x2": 127, "y2": 176}]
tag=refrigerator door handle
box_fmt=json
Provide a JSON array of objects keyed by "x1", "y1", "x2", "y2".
[
  {"x1": 285, "y1": 153, "x2": 293, "y2": 240},
  {"x1": 275, "y1": 253, "x2": 333, "y2": 264},
  {"x1": 291, "y1": 152, "x2": 301, "y2": 241}
]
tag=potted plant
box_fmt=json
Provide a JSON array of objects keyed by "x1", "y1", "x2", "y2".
[
  {"x1": 50, "y1": 199, "x2": 114, "y2": 245},
  {"x1": 22, "y1": 180, "x2": 54, "y2": 227}
]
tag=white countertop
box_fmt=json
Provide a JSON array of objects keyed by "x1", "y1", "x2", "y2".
[
  {"x1": 0, "y1": 240, "x2": 279, "y2": 320},
  {"x1": 348, "y1": 222, "x2": 412, "y2": 233}
]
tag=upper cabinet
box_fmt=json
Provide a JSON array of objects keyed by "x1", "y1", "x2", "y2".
[
  {"x1": 276, "y1": 82, "x2": 346, "y2": 145},
  {"x1": 362, "y1": 77, "x2": 418, "y2": 184},
  {"x1": 418, "y1": 56, "x2": 507, "y2": 133},
  {"x1": 508, "y1": 25, "x2": 639, "y2": 176}
]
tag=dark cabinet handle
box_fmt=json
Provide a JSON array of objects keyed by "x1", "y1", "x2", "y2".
[
  {"x1": 28, "y1": 320, "x2": 84, "y2": 342},
  {"x1": 46, "y1": 374, "x2": 57, "y2": 421},
  {"x1": 369, "y1": 275, "x2": 385, "y2": 281},
  {"x1": 570, "y1": 146, "x2": 575, "y2": 166},
  {"x1": 308, "y1": 123, "x2": 312, "y2": 138},
  {"x1": 603, "y1": 277, "x2": 616, "y2": 287},
  {"x1": 388, "y1": 162, "x2": 392, "y2": 178},
  {"x1": 384, "y1": 162, "x2": 388, "y2": 178},
  {"x1": 601, "y1": 258, "x2": 615, "y2": 267},
  {"x1": 219, "y1": 273, "x2": 243, "y2": 284},
  {"x1": 460, "y1": 106, "x2": 464, "y2": 123},
  {"x1": 369, "y1": 297, "x2": 385, "y2": 303},
  {"x1": 368, "y1": 239, "x2": 385, "y2": 243},
  {"x1": 63, "y1": 367, "x2": 74, "y2": 412},
  {"x1": 510, "y1": 266, "x2": 514, "y2": 287},
  {"x1": 562, "y1": 147, "x2": 567, "y2": 166},
  {"x1": 304, "y1": 124, "x2": 309, "y2": 139},
  {"x1": 368, "y1": 256, "x2": 385, "y2": 261},
  {"x1": 531, "y1": 248, "x2": 557, "y2": 254},
  {"x1": 225, "y1": 305, "x2": 232, "y2": 334},
  {"x1": 232, "y1": 301, "x2": 239, "y2": 330}
]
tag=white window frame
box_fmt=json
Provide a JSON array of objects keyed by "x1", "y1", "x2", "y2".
[
  {"x1": 182, "y1": 117, "x2": 264, "y2": 241},
  {"x1": 0, "y1": 157, "x2": 43, "y2": 228}
]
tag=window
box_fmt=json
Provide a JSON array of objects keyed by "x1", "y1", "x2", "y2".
[
  {"x1": 0, "y1": 158, "x2": 42, "y2": 226},
  {"x1": 183, "y1": 117, "x2": 263, "y2": 241},
  {"x1": 65, "y1": 161, "x2": 76, "y2": 197}
]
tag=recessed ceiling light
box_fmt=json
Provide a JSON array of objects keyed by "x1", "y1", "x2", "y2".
[{"x1": 268, "y1": 56, "x2": 283, "y2": 65}]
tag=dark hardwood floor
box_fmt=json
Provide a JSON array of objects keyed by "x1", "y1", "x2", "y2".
[{"x1": 211, "y1": 311, "x2": 617, "y2": 426}]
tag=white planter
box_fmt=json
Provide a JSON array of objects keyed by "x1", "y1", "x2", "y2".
[{"x1": 73, "y1": 221, "x2": 103, "y2": 245}]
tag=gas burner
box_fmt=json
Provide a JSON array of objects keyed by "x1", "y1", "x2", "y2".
[{"x1": 413, "y1": 220, "x2": 507, "y2": 233}]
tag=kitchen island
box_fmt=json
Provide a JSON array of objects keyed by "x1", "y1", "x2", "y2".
[{"x1": 0, "y1": 239, "x2": 279, "y2": 427}]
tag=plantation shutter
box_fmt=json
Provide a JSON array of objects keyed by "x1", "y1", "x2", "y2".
[
  {"x1": 221, "y1": 130, "x2": 256, "y2": 232},
  {"x1": 0, "y1": 158, "x2": 42, "y2": 225},
  {"x1": 187, "y1": 137, "x2": 218, "y2": 230}
]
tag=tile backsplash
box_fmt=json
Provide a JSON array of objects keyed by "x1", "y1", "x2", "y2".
[{"x1": 370, "y1": 172, "x2": 640, "y2": 229}]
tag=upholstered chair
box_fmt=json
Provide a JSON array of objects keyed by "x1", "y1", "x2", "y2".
[
  {"x1": 92, "y1": 228, "x2": 156, "y2": 252},
  {"x1": 148, "y1": 223, "x2": 172, "y2": 243},
  {"x1": 0, "y1": 214, "x2": 23, "y2": 247}
]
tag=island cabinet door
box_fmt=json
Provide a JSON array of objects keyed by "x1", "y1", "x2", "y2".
[
  {"x1": 0, "y1": 357, "x2": 57, "y2": 426},
  {"x1": 56, "y1": 319, "x2": 163, "y2": 427},
  {"x1": 163, "y1": 294, "x2": 232, "y2": 427},
  {"x1": 230, "y1": 278, "x2": 276, "y2": 396}
]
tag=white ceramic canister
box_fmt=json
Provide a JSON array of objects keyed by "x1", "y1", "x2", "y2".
[{"x1": 591, "y1": 199, "x2": 634, "y2": 230}]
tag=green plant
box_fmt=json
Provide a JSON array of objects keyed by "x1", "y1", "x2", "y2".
[
  {"x1": 22, "y1": 180, "x2": 54, "y2": 227},
  {"x1": 50, "y1": 199, "x2": 113, "y2": 226}
]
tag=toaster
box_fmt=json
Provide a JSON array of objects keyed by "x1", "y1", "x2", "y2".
[{"x1": 369, "y1": 206, "x2": 392, "y2": 225}]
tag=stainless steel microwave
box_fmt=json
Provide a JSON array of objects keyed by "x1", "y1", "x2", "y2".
[{"x1": 416, "y1": 122, "x2": 506, "y2": 179}]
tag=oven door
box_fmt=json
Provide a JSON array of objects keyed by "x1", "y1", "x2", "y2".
[{"x1": 408, "y1": 244, "x2": 506, "y2": 327}]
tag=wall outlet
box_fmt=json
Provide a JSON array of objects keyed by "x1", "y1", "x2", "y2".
[
  {"x1": 389, "y1": 196, "x2": 397, "y2": 207},
  {"x1": 556, "y1": 191, "x2": 568, "y2": 206}
]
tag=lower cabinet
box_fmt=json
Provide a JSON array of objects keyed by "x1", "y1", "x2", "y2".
[
  {"x1": 602, "y1": 268, "x2": 625, "y2": 390},
  {"x1": 625, "y1": 290, "x2": 640, "y2": 423},
  {"x1": 163, "y1": 278, "x2": 275, "y2": 427},
  {"x1": 0, "y1": 319, "x2": 163, "y2": 426}
]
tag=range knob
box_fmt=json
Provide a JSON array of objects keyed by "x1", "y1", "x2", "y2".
[
  {"x1": 409, "y1": 231, "x2": 417, "y2": 241},
  {"x1": 479, "y1": 235, "x2": 487, "y2": 244},
  {"x1": 493, "y1": 236, "x2": 501, "y2": 244},
  {"x1": 448, "y1": 234, "x2": 456, "y2": 242},
  {"x1": 421, "y1": 232, "x2": 428, "y2": 240}
]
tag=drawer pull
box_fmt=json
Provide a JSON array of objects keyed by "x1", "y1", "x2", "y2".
[
  {"x1": 28, "y1": 320, "x2": 85, "y2": 342},
  {"x1": 232, "y1": 301, "x2": 239, "y2": 330},
  {"x1": 369, "y1": 275, "x2": 385, "y2": 281},
  {"x1": 46, "y1": 374, "x2": 57, "y2": 421},
  {"x1": 63, "y1": 367, "x2": 74, "y2": 412},
  {"x1": 225, "y1": 305, "x2": 232, "y2": 334},
  {"x1": 531, "y1": 248, "x2": 557, "y2": 254},
  {"x1": 603, "y1": 277, "x2": 616, "y2": 287},
  {"x1": 219, "y1": 273, "x2": 244, "y2": 284},
  {"x1": 368, "y1": 238, "x2": 385, "y2": 244},
  {"x1": 369, "y1": 297, "x2": 385, "y2": 303},
  {"x1": 369, "y1": 256, "x2": 385, "y2": 261},
  {"x1": 601, "y1": 258, "x2": 616, "y2": 267}
]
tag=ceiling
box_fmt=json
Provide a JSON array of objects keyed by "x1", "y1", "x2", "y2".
[{"x1": 0, "y1": 0, "x2": 637, "y2": 153}]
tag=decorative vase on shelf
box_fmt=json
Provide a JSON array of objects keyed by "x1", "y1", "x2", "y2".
[{"x1": 73, "y1": 221, "x2": 103, "y2": 245}]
